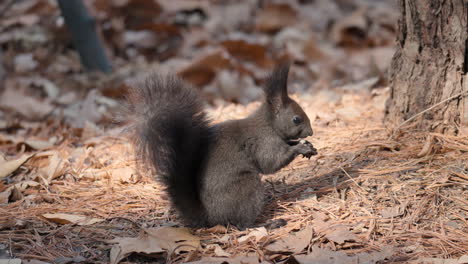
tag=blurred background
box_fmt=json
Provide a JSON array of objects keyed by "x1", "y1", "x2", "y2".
[{"x1": 0, "y1": 0, "x2": 398, "y2": 128}]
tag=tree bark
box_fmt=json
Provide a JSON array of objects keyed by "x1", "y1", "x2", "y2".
[{"x1": 386, "y1": 0, "x2": 468, "y2": 134}]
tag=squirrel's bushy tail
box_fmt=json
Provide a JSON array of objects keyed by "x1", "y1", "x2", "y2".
[{"x1": 129, "y1": 74, "x2": 212, "y2": 226}]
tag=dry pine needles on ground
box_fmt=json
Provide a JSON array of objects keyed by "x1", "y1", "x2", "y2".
[{"x1": 0, "y1": 88, "x2": 467, "y2": 263}]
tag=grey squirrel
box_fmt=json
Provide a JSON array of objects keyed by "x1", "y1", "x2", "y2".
[{"x1": 129, "y1": 63, "x2": 317, "y2": 228}]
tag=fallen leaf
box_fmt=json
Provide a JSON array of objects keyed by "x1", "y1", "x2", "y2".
[
  {"x1": 419, "y1": 257, "x2": 465, "y2": 264},
  {"x1": 417, "y1": 135, "x2": 434, "y2": 157},
  {"x1": 42, "y1": 213, "x2": 104, "y2": 226},
  {"x1": 1, "y1": 14, "x2": 40, "y2": 27},
  {"x1": 237, "y1": 227, "x2": 268, "y2": 244},
  {"x1": 294, "y1": 245, "x2": 395, "y2": 264},
  {"x1": 381, "y1": 202, "x2": 408, "y2": 218},
  {"x1": 24, "y1": 139, "x2": 54, "y2": 150},
  {"x1": 0, "y1": 154, "x2": 34, "y2": 179},
  {"x1": 312, "y1": 219, "x2": 331, "y2": 234},
  {"x1": 14, "y1": 53, "x2": 38, "y2": 72},
  {"x1": 221, "y1": 40, "x2": 273, "y2": 68},
  {"x1": 64, "y1": 90, "x2": 102, "y2": 128},
  {"x1": 0, "y1": 188, "x2": 12, "y2": 204},
  {"x1": 9, "y1": 186, "x2": 23, "y2": 202},
  {"x1": 324, "y1": 225, "x2": 357, "y2": 244},
  {"x1": 178, "y1": 50, "x2": 231, "y2": 87},
  {"x1": 0, "y1": 180, "x2": 39, "y2": 203},
  {"x1": 330, "y1": 8, "x2": 368, "y2": 47},
  {"x1": 201, "y1": 224, "x2": 228, "y2": 234},
  {"x1": 111, "y1": 167, "x2": 135, "y2": 183},
  {"x1": 109, "y1": 226, "x2": 200, "y2": 264},
  {"x1": 45, "y1": 152, "x2": 65, "y2": 182},
  {"x1": 312, "y1": 211, "x2": 329, "y2": 221},
  {"x1": 82, "y1": 121, "x2": 104, "y2": 140},
  {"x1": 458, "y1": 255, "x2": 468, "y2": 263},
  {"x1": 266, "y1": 225, "x2": 313, "y2": 253},
  {"x1": 207, "y1": 244, "x2": 230, "y2": 257},
  {"x1": 255, "y1": 3, "x2": 297, "y2": 33},
  {"x1": 0, "y1": 88, "x2": 53, "y2": 120},
  {"x1": 123, "y1": 30, "x2": 157, "y2": 48}
]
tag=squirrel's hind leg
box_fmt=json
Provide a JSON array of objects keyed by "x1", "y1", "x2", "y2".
[{"x1": 203, "y1": 174, "x2": 264, "y2": 228}]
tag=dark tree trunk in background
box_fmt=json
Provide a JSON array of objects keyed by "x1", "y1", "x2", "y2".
[
  {"x1": 386, "y1": 0, "x2": 467, "y2": 134},
  {"x1": 57, "y1": 0, "x2": 112, "y2": 73}
]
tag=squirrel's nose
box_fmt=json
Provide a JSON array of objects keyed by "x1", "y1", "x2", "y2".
[{"x1": 303, "y1": 127, "x2": 313, "y2": 137}]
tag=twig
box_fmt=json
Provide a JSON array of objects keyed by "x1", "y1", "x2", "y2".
[{"x1": 395, "y1": 91, "x2": 468, "y2": 132}]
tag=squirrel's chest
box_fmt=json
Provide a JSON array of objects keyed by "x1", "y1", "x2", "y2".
[{"x1": 204, "y1": 134, "x2": 259, "y2": 173}]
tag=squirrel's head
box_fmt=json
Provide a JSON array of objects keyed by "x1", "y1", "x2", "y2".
[{"x1": 263, "y1": 63, "x2": 313, "y2": 141}]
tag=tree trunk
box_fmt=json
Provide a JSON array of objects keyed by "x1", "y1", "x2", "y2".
[
  {"x1": 57, "y1": 0, "x2": 112, "y2": 73},
  {"x1": 385, "y1": 0, "x2": 468, "y2": 134}
]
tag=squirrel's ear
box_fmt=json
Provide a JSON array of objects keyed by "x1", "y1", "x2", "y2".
[{"x1": 263, "y1": 63, "x2": 290, "y2": 109}]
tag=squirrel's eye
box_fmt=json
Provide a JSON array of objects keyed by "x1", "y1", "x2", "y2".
[{"x1": 292, "y1": 116, "x2": 302, "y2": 125}]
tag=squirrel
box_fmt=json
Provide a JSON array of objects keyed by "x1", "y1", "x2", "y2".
[{"x1": 128, "y1": 63, "x2": 317, "y2": 228}]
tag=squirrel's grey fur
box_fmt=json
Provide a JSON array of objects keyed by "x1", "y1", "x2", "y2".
[{"x1": 129, "y1": 64, "x2": 316, "y2": 227}]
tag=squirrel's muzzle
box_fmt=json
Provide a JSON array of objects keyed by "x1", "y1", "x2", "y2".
[{"x1": 303, "y1": 127, "x2": 313, "y2": 138}]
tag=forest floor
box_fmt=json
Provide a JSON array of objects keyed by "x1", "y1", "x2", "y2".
[
  {"x1": 1, "y1": 0, "x2": 467, "y2": 263},
  {"x1": 1, "y1": 87, "x2": 467, "y2": 263}
]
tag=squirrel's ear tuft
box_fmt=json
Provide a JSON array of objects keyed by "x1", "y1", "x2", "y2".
[{"x1": 263, "y1": 63, "x2": 290, "y2": 108}]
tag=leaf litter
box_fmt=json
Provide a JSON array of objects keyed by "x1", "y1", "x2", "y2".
[
  {"x1": 109, "y1": 227, "x2": 200, "y2": 264},
  {"x1": 0, "y1": 0, "x2": 467, "y2": 263}
]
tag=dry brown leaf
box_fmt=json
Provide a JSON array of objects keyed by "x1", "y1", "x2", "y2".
[
  {"x1": 178, "y1": 51, "x2": 231, "y2": 87},
  {"x1": 324, "y1": 225, "x2": 357, "y2": 244},
  {"x1": 46, "y1": 152, "x2": 65, "y2": 182},
  {"x1": 255, "y1": 3, "x2": 297, "y2": 33},
  {"x1": 37, "y1": 152, "x2": 66, "y2": 186},
  {"x1": 111, "y1": 167, "x2": 135, "y2": 183},
  {"x1": 419, "y1": 256, "x2": 468, "y2": 264},
  {"x1": 24, "y1": 139, "x2": 54, "y2": 150},
  {"x1": 0, "y1": 188, "x2": 12, "y2": 204},
  {"x1": 42, "y1": 213, "x2": 104, "y2": 226},
  {"x1": 0, "y1": 89, "x2": 53, "y2": 120},
  {"x1": 201, "y1": 225, "x2": 228, "y2": 234},
  {"x1": 294, "y1": 245, "x2": 395, "y2": 264},
  {"x1": 110, "y1": 227, "x2": 200, "y2": 264},
  {"x1": 0, "y1": 180, "x2": 40, "y2": 204},
  {"x1": 330, "y1": 8, "x2": 368, "y2": 47},
  {"x1": 312, "y1": 219, "x2": 331, "y2": 234},
  {"x1": 266, "y1": 225, "x2": 313, "y2": 253},
  {"x1": 0, "y1": 154, "x2": 34, "y2": 179},
  {"x1": 381, "y1": 202, "x2": 407, "y2": 218},
  {"x1": 312, "y1": 211, "x2": 329, "y2": 221},
  {"x1": 207, "y1": 244, "x2": 230, "y2": 257},
  {"x1": 237, "y1": 227, "x2": 268, "y2": 244},
  {"x1": 221, "y1": 40, "x2": 273, "y2": 68},
  {"x1": 417, "y1": 135, "x2": 434, "y2": 157},
  {"x1": 14, "y1": 53, "x2": 38, "y2": 72}
]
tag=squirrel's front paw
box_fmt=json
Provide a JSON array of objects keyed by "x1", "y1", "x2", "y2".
[{"x1": 295, "y1": 140, "x2": 318, "y2": 159}]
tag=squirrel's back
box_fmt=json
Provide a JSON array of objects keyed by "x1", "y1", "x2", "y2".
[{"x1": 129, "y1": 74, "x2": 213, "y2": 227}]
